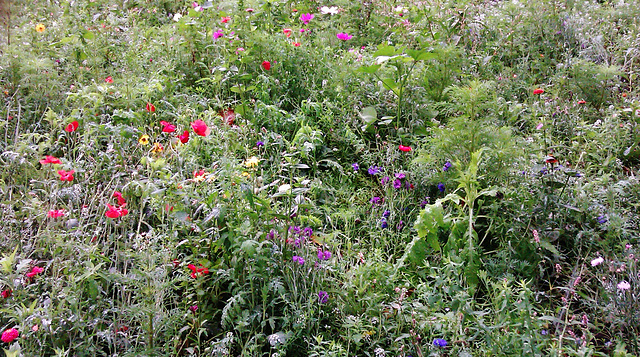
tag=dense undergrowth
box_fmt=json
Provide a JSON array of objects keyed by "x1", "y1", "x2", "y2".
[{"x1": 1, "y1": 0, "x2": 639, "y2": 356}]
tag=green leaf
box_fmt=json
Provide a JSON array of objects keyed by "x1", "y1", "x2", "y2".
[
  {"x1": 408, "y1": 238, "x2": 429, "y2": 265},
  {"x1": 373, "y1": 44, "x2": 398, "y2": 57},
  {"x1": 406, "y1": 49, "x2": 438, "y2": 61},
  {"x1": 381, "y1": 78, "x2": 398, "y2": 91},
  {"x1": 82, "y1": 30, "x2": 94, "y2": 40},
  {"x1": 356, "y1": 64, "x2": 381, "y2": 74},
  {"x1": 359, "y1": 106, "x2": 377, "y2": 124}
]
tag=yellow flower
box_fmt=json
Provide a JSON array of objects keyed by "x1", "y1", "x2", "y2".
[
  {"x1": 243, "y1": 156, "x2": 260, "y2": 168},
  {"x1": 151, "y1": 142, "x2": 164, "y2": 153},
  {"x1": 138, "y1": 134, "x2": 150, "y2": 145},
  {"x1": 241, "y1": 171, "x2": 251, "y2": 178},
  {"x1": 35, "y1": 23, "x2": 46, "y2": 33}
]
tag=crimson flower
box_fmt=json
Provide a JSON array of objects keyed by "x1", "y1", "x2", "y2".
[
  {"x1": 179, "y1": 130, "x2": 190, "y2": 143},
  {"x1": 220, "y1": 109, "x2": 235, "y2": 125},
  {"x1": 398, "y1": 145, "x2": 412, "y2": 152},
  {"x1": 545, "y1": 155, "x2": 558, "y2": 164},
  {"x1": 1, "y1": 289, "x2": 11, "y2": 299},
  {"x1": 146, "y1": 102, "x2": 156, "y2": 113},
  {"x1": 191, "y1": 119, "x2": 211, "y2": 136},
  {"x1": 104, "y1": 76, "x2": 113, "y2": 83},
  {"x1": 221, "y1": 16, "x2": 230, "y2": 23},
  {"x1": 57, "y1": 169, "x2": 75, "y2": 182},
  {"x1": 577, "y1": 100, "x2": 586, "y2": 104},
  {"x1": 262, "y1": 60, "x2": 271, "y2": 71},
  {"x1": 113, "y1": 191, "x2": 126, "y2": 206},
  {"x1": 26, "y1": 266, "x2": 44, "y2": 278},
  {"x1": 40, "y1": 155, "x2": 62, "y2": 165},
  {"x1": 1, "y1": 328, "x2": 18, "y2": 343},
  {"x1": 293, "y1": 42, "x2": 301, "y2": 47},
  {"x1": 160, "y1": 121, "x2": 176, "y2": 133},
  {"x1": 533, "y1": 88, "x2": 544, "y2": 95},
  {"x1": 283, "y1": 28, "x2": 292, "y2": 37},
  {"x1": 187, "y1": 264, "x2": 209, "y2": 278},
  {"x1": 105, "y1": 203, "x2": 128, "y2": 219},
  {"x1": 65, "y1": 121, "x2": 79, "y2": 132},
  {"x1": 48, "y1": 209, "x2": 65, "y2": 218}
]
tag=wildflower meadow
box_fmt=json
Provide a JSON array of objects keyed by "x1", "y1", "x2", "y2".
[{"x1": 1, "y1": 0, "x2": 639, "y2": 356}]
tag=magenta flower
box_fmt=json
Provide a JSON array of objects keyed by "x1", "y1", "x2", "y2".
[
  {"x1": 300, "y1": 13, "x2": 314, "y2": 24},
  {"x1": 213, "y1": 30, "x2": 224, "y2": 39},
  {"x1": 336, "y1": 32, "x2": 352, "y2": 41}
]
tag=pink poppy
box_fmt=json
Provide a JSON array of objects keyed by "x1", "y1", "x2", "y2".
[
  {"x1": 26, "y1": 266, "x2": 44, "y2": 278},
  {"x1": 1, "y1": 328, "x2": 18, "y2": 343},
  {"x1": 57, "y1": 169, "x2": 75, "y2": 182},
  {"x1": 179, "y1": 130, "x2": 190, "y2": 143},
  {"x1": 398, "y1": 145, "x2": 412, "y2": 152},
  {"x1": 191, "y1": 120, "x2": 211, "y2": 137},
  {"x1": 160, "y1": 121, "x2": 176, "y2": 133},
  {"x1": 40, "y1": 156, "x2": 62, "y2": 165}
]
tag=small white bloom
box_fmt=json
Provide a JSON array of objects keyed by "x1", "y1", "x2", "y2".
[
  {"x1": 320, "y1": 6, "x2": 339, "y2": 15},
  {"x1": 617, "y1": 280, "x2": 631, "y2": 291},
  {"x1": 173, "y1": 13, "x2": 183, "y2": 21},
  {"x1": 590, "y1": 257, "x2": 604, "y2": 267}
]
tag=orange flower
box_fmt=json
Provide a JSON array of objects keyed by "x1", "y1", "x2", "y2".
[{"x1": 35, "y1": 23, "x2": 46, "y2": 33}]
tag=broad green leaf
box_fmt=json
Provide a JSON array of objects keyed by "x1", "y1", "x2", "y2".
[
  {"x1": 406, "y1": 49, "x2": 438, "y2": 61},
  {"x1": 82, "y1": 30, "x2": 94, "y2": 40},
  {"x1": 356, "y1": 64, "x2": 381, "y2": 74},
  {"x1": 381, "y1": 78, "x2": 398, "y2": 91},
  {"x1": 359, "y1": 106, "x2": 377, "y2": 124},
  {"x1": 373, "y1": 44, "x2": 398, "y2": 57}
]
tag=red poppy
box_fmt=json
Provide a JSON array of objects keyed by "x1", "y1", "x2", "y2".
[
  {"x1": 40, "y1": 156, "x2": 62, "y2": 165},
  {"x1": 179, "y1": 130, "x2": 190, "y2": 143},
  {"x1": 146, "y1": 102, "x2": 156, "y2": 113},
  {"x1": 113, "y1": 191, "x2": 126, "y2": 206},
  {"x1": 577, "y1": 100, "x2": 586, "y2": 104},
  {"x1": 65, "y1": 121, "x2": 79, "y2": 132},
  {"x1": 105, "y1": 203, "x2": 128, "y2": 218},
  {"x1": 187, "y1": 264, "x2": 209, "y2": 278},
  {"x1": 104, "y1": 76, "x2": 113, "y2": 83},
  {"x1": 545, "y1": 155, "x2": 558, "y2": 164},
  {"x1": 221, "y1": 16, "x2": 230, "y2": 23},
  {"x1": 57, "y1": 169, "x2": 75, "y2": 182},
  {"x1": 26, "y1": 266, "x2": 44, "y2": 278},
  {"x1": 1, "y1": 289, "x2": 11, "y2": 298},
  {"x1": 533, "y1": 88, "x2": 544, "y2": 95},
  {"x1": 220, "y1": 109, "x2": 235, "y2": 125},
  {"x1": 160, "y1": 121, "x2": 176, "y2": 133},
  {"x1": 293, "y1": 42, "x2": 301, "y2": 47},
  {"x1": 191, "y1": 119, "x2": 211, "y2": 136},
  {"x1": 283, "y1": 28, "x2": 292, "y2": 37},
  {"x1": 398, "y1": 145, "x2": 412, "y2": 152},
  {"x1": 262, "y1": 60, "x2": 271, "y2": 71},
  {"x1": 48, "y1": 209, "x2": 65, "y2": 218}
]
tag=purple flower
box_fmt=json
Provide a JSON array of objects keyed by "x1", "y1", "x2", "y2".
[
  {"x1": 394, "y1": 172, "x2": 405, "y2": 179},
  {"x1": 189, "y1": 305, "x2": 198, "y2": 312},
  {"x1": 317, "y1": 250, "x2": 331, "y2": 260},
  {"x1": 433, "y1": 338, "x2": 447, "y2": 347},
  {"x1": 597, "y1": 215, "x2": 608, "y2": 224},
  {"x1": 382, "y1": 210, "x2": 391, "y2": 218},
  {"x1": 437, "y1": 183, "x2": 445, "y2": 193},
  {"x1": 443, "y1": 161, "x2": 452, "y2": 171},
  {"x1": 303, "y1": 227, "x2": 313, "y2": 237},
  {"x1": 368, "y1": 165, "x2": 382, "y2": 175},
  {"x1": 381, "y1": 176, "x2": 390, "y2": 185},
  {"x1": 370, "y1": 196, "x2": 382, "y2": 205},
  {"x1": 420, "y1": 199, "x2": 429, "y2": 208},
  {"x1": 256, "y1": 141, "x2": 264, "y2": 147},
  {"x1": 267, "y1": 230, "x2": 276, "y2": 239},
  {"x1": 352, "y1": 163, "x2": 359, "y2": 171},
  {"x1": 336, "y1": 32, "x2": 353, "y2": 41},
  {"x1": 213, "y1": 30, "x2": 224, "y2": 39},
  {"x1": 292, "y1": 255, "x2": 305, "y2": 265},
  {"x1": 397, "y1": 220, "x2": 404, "y2": 231},
  {"x1": 318, "y1": 291, "x2": 329, "y2": 304},
  {"x1": 300, "y1": 13, "x2": 314, "y2": 24},
  {"x1": 393, "y1": 179, "x2": 402, "y2": 189},
  {"x1": 380, "y1": 218, "x2": 388, "y2": 229}
]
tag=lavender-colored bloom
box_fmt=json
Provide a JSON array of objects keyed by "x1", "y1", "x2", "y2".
[
  {"x1": 437, "y1": 183, "x2": 445, "y2": 193},
  {"x1": 597, "y1": 215, "x2": 608, "y2": 224},
  {"x1": 380, "y1": 218, "x2": 388, "y2": 229},
  {"x1": 382, "y1": 210, "x2": 391, "y2": 218},
  {"x1": 393, "y1": 179, "x2": 402, "y2": 189},
  {"x1": 352, "y1": 163, "x2": 359, "y2": 171},
  {"x1": 443, "y1": 161, "x2": 452, "y2": 171},
  {"x1": 292, "y1": 255, "x2": 305, "y2": 265},
  {"x1": 397, "y1": 220, "x2": 404, "y2": 231},
  {"x1": 189, "y1": 305, "x2": 198, "y2": 312},
  {"x1": 318, "y1": 291, "x2": 329, "y2": 304},
  {"x1": 433, "y1": 338, "x2": 447, "y2": 347},
  {"x1": 303, "y1": 227, "x2": 313, "y2": 237},
  {"x1": 381, "y1": 176, "x2": 390, "y2": 185},
  {"x1": 256, "y1": 141, "x2": 264, "y2": 147},
  {"x1": 370, "y1": 196, "x2": 381, "y2": 205},
  {"x1": 394, "y1": 172, "x2": 406, "y2": 179},
  {"x1": 317, "y1": 250, "x2": 331, "y2": 260},
  {"x1": 368, "y1": 165, "x2": 382, "y2": 175},
  {"x1": 289, "y1": 225, "x2": 301, "y2": 234}
]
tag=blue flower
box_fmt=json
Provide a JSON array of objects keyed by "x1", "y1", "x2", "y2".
[
  {"x1": 597, "y1": 215, "x2": 608, "y2": 224},
  {"x1": 380, "y1": 218, "x2": 388, "y2": 229},
  {"x1": 433, "y1": 338, "x2": 447, "y2": 347},
  {"x1": 352, "y1": 163, "x2": 360, "y2": 171},
  {"x1": 437, "y1": 183, "x2": 445, "y2": 193},
  {"x1": 368, "y1": 165, "x2": 382, "y2": 175},
  {"x1": 443, "y1": 161, "x2": 452, "y2": 171},
  {"x1": 382, "y1": 210, "x2": 391, "y2": 218}
]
